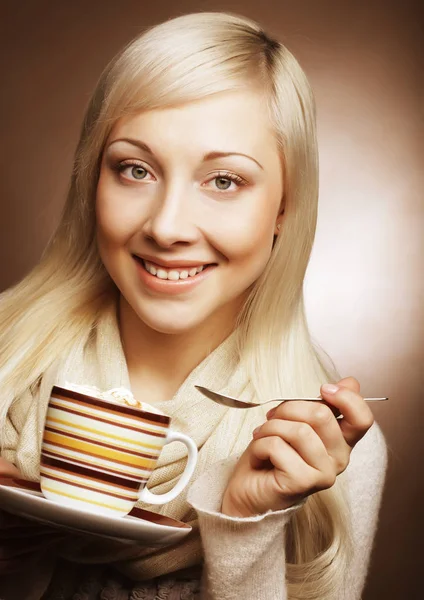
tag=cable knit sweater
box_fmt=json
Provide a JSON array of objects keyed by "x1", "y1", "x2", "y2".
[
  {"x1": 1, "y1": 424, "x2": 387, "y2": 600},
  {"x1": 0, "y1": 308, "x2": 388, "y2": 599}
]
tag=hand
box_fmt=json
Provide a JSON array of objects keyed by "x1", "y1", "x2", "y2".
[
  {"x1": 221, "y1": 377, "x2": 374, "y2": 517},
  {"x1": 0, "y1": 457, "x2": 21, "y2": 478}
]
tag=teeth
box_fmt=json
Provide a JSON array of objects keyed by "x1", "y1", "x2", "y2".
[
  {"x1": 167, "y1": 270, "x2": 180, "y2": 281},
  {"x1": 144, "y1": 262, "x2": 157, "y2": 276},
  {"x1": 142, "y1": 260, "x2": 208, "y2": 280},
  {"x1": 156, "y1": 269, "x2": 168, "y2": 279}
]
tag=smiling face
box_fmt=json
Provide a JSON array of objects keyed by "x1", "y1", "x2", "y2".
[{"x1": 96, "y1": 90, "x2": 284, "y2": 336}]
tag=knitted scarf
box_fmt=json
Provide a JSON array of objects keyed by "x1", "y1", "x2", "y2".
[{"x1": 8, "y1": 302, "x2": 268, "y2": 581}]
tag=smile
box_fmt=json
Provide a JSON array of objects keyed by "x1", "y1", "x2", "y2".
[
  {"x1": 132, "y1": 255, "x2": 216, "y2": 295},
  {"x1": 143, "y1": 260, "x2": 206, "y2": 281}
]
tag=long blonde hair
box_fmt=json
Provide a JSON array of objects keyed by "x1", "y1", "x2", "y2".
[{"x1": 0, "y1": 12, "x2": 351, "y2": 598}]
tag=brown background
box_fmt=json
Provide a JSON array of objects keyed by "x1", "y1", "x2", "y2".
[{"x1": 0, "y1": 1, "x2": 423, "y2": 598}]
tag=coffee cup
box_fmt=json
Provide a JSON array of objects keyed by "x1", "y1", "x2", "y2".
[{"x1": 39, "y1": 385, "x2": 198, "y2": 517}]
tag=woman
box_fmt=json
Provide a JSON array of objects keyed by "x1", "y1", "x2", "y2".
[{"x1": 0, "y1": 11, "x2": 387, "y2": 600}]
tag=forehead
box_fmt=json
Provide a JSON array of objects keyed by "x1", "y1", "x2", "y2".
[{"x1": 107, "y1": 91, "x2": 279, "y2": 158}]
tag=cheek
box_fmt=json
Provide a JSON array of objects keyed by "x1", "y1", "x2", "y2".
[
  {"x1": 206, "y1": 201, "x2": 276, "y2": 270},
  {"x1": 95, "y1": 186, "x2": 133, "y2": 284},
  {"x1": 95, "y1": 176, "x2": 139, "y2": 247},
  {"x1": 234, "y1": 223, "x2": 274, "y2": 279}
]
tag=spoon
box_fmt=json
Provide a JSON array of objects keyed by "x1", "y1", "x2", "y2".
[{"x1": 195, "y1": 385, "x2": 388, "y2": 410}]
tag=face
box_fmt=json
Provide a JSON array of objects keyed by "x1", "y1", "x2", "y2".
[{"x1": 96, "y1": 90, "x2": 284, "y2": 335}]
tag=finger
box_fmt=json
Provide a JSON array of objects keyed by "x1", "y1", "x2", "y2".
[
  {"x1": 0, "y1": 459, "x2": 21, "y2": 478},
  {"x1": 253, "y1": 419, "x2": 331, "y2": 472},
  {"x1": 250, "y1": 434, "x2": 308, "y2": 474},
  {"x1": 266, "y1": 401, "x2": 351, "y2": 467},
  {"x1": 320, "y1": 384, "x2": 374, "y2": 447},
  {"x1": 336, "y1": 376, "x2": 361, "y2": 394},
  {"x1": 309, "y1": 376, "x2": 361, "y2": 412},
  {"x1": 250, "y1": 436, "x2": 335, "y2": 494}
]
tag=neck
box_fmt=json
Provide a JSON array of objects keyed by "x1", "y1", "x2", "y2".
[{"x1": 118, "y1": 297, "x2": 239, "y2": 402}]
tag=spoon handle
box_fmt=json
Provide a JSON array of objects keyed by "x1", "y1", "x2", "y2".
[
  {"x1": 274, "y1": 397, "x2": 388, "y2": 402},
  {"x1": 195, "y1": 385, "x2": 389, "y2": 409}
]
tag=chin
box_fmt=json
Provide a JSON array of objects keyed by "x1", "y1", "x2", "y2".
[
  {"x1": 135, "y1": 308, "x2": 210, "y2": 336},
  {"x1": 142, "y1": 319, "x2": 203, "y2": 336}
]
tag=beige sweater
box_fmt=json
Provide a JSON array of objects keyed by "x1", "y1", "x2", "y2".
[
  {"x1": 1, "y1": 428, "x2": 387, "y2": 600},
  {"x1": 0, "y1": 307, "x2": 388, "y2": 599},
  {"x1": 189, "y1": 425, "x2": 387, "y2": 599},
  {"x1": 0, "y1": 426, "x2": 387, "y2": 600}
]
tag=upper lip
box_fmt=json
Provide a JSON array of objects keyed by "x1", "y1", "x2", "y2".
[{"x1": 133, "y1": 254, "x2": 215, "y2": 269}]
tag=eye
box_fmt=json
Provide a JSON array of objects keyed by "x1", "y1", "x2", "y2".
[
  {"x1": 215, "y1": 176, "x2": 233, "y2": 190},
  {"x1": 205, "y1": 171, "x2": 247, "y2": 193},
  {"x1": 115, "y1": 160, "x2": 153, "y2": 182},
  {"x1": 130, "y1": 165, "x2": 148, "y2": 180}
]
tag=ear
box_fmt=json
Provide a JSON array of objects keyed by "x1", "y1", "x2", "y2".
[{"x1": 274, "y1": 205, "x2": 285, "y2": 235}]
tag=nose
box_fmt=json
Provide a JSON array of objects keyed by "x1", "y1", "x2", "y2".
[{"x1": 142, "y1": 183, "x2": 200, "y2": 248}]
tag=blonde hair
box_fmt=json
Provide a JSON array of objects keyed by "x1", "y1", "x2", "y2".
[{"x1": 0, "y1": 12, "x2": 352, "y2": 598}]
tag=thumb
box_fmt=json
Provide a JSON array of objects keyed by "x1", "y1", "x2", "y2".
[{"x1": 336, "y1": 376, "x2": 360, "y2": 394}]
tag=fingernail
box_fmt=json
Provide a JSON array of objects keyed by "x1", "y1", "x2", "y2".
[
  {"x1": 322, "y1": 383, "x2": 339, "y2": 394},
  {"x1": 252, "y1": 426, "x2": 261, "y2": 437},
  {"x1": 266, "y1": 408, "x2": 276, "y2": 419}
]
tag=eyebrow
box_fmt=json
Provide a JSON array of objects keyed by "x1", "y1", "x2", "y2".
[{"x1": 107, "y1": 137, "x2": 264, "y2": 170}]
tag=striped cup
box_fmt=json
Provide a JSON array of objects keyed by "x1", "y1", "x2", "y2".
[{"x1": 40, "y1": 385, "x2": 198, "y2": 517}]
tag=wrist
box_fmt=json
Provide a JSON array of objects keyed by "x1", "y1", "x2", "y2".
[
  {"x1": 221, "y1": 486, "x2": 303, "y2": 517},
  {"x1": 221, "y1": 499, "x2": 254, "y2": 518},
  {"x1": 221, "y1": 488, "x2": 243, "y2": 517},
  {"x1": 221, "y1": 488, "x2": 260, "y2": 518}
]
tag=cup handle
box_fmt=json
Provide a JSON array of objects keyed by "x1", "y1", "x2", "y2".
[{"x1": 137, "y1": 430, "x2": 198, "y2": 505}]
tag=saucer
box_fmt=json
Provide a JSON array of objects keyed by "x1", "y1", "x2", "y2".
[{"x1": 0, "y1": 477, "x2": 191, "y2": 547}]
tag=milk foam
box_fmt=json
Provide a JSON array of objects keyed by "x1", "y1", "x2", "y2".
[{"x1": 63, "y1": 382, "x2": 165, "y2": 416}]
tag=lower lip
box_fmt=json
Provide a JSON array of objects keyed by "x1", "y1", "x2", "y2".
[{"x1": 134, "y1": 258, "x2": 216, "y2": 296}]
